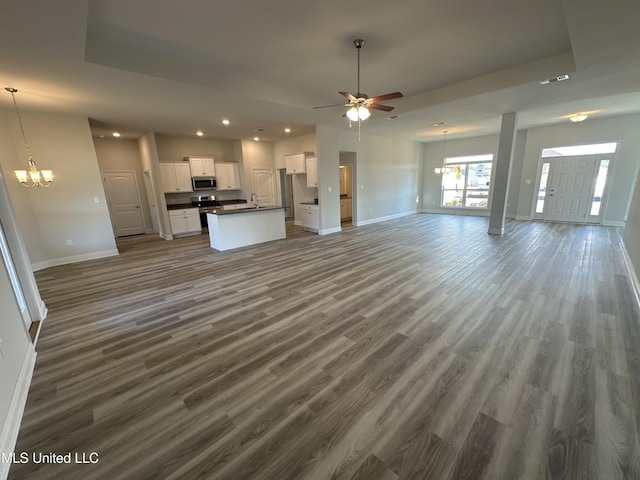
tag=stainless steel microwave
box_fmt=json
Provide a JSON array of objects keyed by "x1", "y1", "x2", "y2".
[{"x1": 192, "y1": 177, "x2": 217, "y2": 190}]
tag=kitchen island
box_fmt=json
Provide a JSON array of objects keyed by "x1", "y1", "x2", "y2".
[{"x1": 207, "y1": 207, "x2": 286, "y2": 251}]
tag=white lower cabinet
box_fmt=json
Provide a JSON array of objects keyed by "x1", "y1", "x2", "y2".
[
  {"x1": 300, "y1": 203, "x2": 319, "y2": 232},
  {"x1": 169, "y1": 208, "x2": 202, "y2": 236}
]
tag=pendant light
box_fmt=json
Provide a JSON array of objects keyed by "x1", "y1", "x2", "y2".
[
  {"x1": 5, "y1": 87, "x2": 53, "y2": 187},
  {"x1": 434, "y1": 130, "x2": 451, "y2": 175}
]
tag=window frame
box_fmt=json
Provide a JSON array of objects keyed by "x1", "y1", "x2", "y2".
[{"x1": 440, "y1": 154, "x2": 494, "y2": 210}]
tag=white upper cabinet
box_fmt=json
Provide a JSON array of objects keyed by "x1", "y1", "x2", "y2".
[
  {"x1": 215, "y1": 163, "x2": 241, "y2": 190},
  {"x1": 285, "y1": 153, "x2": 307, "y2": 174},
  {"x1": 160, "y1": 163, "x2": 193, "y2": 193},
  {"x1": 306, "y1": 156, "x2": 318, "y2": 187},
  {"x1": 186, "y1": 157, "x2": 215, "y2": 177}
]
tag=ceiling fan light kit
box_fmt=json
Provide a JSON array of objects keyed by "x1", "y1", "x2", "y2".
[
  {"x1": 314, "y1": 38, "x2": 403, "y2": 135},
  {"x1": 569, "y1": 113, "x2": 588, "y2": 122}
]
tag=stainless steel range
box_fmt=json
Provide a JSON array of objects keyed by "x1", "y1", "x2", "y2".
[
  {"x1": 191, "y1": 195, "x2": 250, "y2": 229},
  {"x1": 192, "y1": 195, "x2": 222, "y2": 229}
]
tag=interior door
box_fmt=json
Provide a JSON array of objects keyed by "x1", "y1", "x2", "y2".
[
  {"x1": 103, "y1": 171, "x2": 145, "y2": 237},
  {"x1": 252, "y1": 168, "x2": 275, "y2": 206},
  {"x1": 544, "y1": 156, "x2": 597, "y2": 223}
]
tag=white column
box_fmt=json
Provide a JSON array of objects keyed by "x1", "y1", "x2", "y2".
[{"x1": 488, "y1": 112, "x2": 518, "y2": 235}]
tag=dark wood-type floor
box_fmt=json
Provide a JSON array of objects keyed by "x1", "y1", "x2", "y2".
[{"x1": 9, "y1": 215, "x2": 640, "y2": 479}]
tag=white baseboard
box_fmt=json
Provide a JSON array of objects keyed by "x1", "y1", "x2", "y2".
[
  {"x1": 319, "y1": 227, "x2": 341, "y2": 235},
  {"x1": 620, "y1": 241, "x2": 640, "y2": 311},
  {"x1": 46, "y1": 249, "x2": 119, "y2": 268},
  {"x1": 355, "y1": 210, "x2": 416, "y2": 226},
  {"x1": 36, "y1": 300, "x2": 47, "y2": 322},
  {"x1": 603, "y1": 220, "x2": 626, "y2": 227},
  {"x1": 421, "y1": 208, "x2": 490, "y2": 217},
  {"x1": 0, "y1": 346, "x2": 36, "y2": 480},
  {"x1": 30, "y1": 261, "x2": 49, "y2": 272},
  {"x1": 31, "y1": 249, "x2": 119, "y2": 271},
  {"x1": 159, "y1": 232, "x2": 173, "y2": 240},
  {"x1": 515, "y1": 214, "x2": 531, "y2": 221}
]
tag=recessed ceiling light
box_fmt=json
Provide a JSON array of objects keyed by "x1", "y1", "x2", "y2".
[
  {"x1": 255, "y1": 128, "x2": 264, "y2": 132},
  {"x1": 112, "y1": 132, "x2": 120, "y2": 137},
  {"x1": 385, "y1": 115, "x2": 399, "y2": 120},
  {"x1": 253, "y1": 137, "x2": 259, "y2": 141},
  {"x1": 433, "y1": 121, "x2": 447, "y2": 127},
  {"x1": 222, "y1": 119, "x2": 230, "y2": 125},
  {"x1": 196, "y1": 130, "x2": 204, "y2": 137},
  {"x1": 569, "y1": 113, "x2": 588, "y2": 122},
  {"x1": 284, "y1": 127, "x2": 291, "y2": 133}
]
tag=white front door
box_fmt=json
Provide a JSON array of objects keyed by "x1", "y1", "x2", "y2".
[
  {"x1": 252, "y1": 168, "x2": 275, "y2": 206},
  {"x1": 544, "y1": 156, "x2": 597, "y2": 223},
  {"x1": 103, "y1": 171, "x2": 145, "y2": 237}
]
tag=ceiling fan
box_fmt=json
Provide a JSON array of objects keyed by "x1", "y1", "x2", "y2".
[{"x1": 314, "y1": 39, "x2": 403, "y2": 122}]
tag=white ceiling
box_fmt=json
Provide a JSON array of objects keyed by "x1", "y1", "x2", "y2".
[{"x1": 1, "y1": 0, "x2": 639, "y2": 143}]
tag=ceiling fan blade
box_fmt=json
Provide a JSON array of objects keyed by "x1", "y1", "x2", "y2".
[
  {"x1": 368, "y1": 103, "x2": 395, "y2": 112},
  {"x1": 313, "y1": 103, "x2": 350, "y2": 109},
  {"x1": 368, "y1": 91, "x2": 403, "y2": 103},
  {"x1": 339, "y1": 91, "x2": 358, "y2": 103}
]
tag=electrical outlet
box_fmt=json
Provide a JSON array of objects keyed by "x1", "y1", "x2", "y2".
[
  {"x1": 66, "y1": 239, "x2": 73, "y2": 246},
  {"x1": 94, "y1": 196, "x2": 100, "y2": 203}
]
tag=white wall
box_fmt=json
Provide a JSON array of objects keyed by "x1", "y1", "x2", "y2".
[
  {"x1": 138, "y1": 132, "x2": 171, "y2": 239},
  {"x1": 516, "y1": 114, "x2": 640, "y2": 225},
  {"x1": 93, "y1": 137, "x2": 154, "y2": 232},
  {"x1": 0, "y1": 241, "x2": 34, "y2": 474},
  {"x1": 155, "y1": 135, "x2": 234, "y2": 163},
  {"x1": 0, "y1": 110, "x2": 48, "y2": 266},
  {"x1": 623, "y1": 168, "x2": 640, "y2": 290},
  {"x1": 0, "y1": 108, "x2": 117, "y2": 269},
  {"x1": 238, "y1": 140, "x2": 276, "y2": 202},
  {"x1": 0, "y1": 166, "x2": 39, "y2": 477},
  {"x1": 422, "y1": 133, "x2": 502, "y2": 215},
  {"x1": 155, "y1": 135, "x2": 246, "y2": 204},
  {"x1": 317, "y1": 125, "x2": 422, "y2": 232},
  {"x1": 422, "y1": 113, "x2": 640, "y2": 225}
]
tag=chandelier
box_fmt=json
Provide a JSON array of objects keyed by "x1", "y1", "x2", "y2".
[
  {"x1": 434, "y1": 130, "x2": 452, "y2": 175},
  {"x1": 5, "y1": 87, "x2": 53, "y2": 187}
]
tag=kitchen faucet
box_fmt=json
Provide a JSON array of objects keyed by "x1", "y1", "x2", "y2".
[{"x1": 250, "y1": 192, "x2": 259, "y2": 208}]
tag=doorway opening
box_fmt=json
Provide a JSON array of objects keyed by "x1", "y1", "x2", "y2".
[
  {"x1": 534, "y1": 142, "x2": 616, "y2": 223},
  {"x1": 339, "y1": 152, "x2": 356, "y2": 227}
]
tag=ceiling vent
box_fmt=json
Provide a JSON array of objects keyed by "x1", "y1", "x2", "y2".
[{"x1": 539, "y1": 74, "x2": 569, "y2": 85}]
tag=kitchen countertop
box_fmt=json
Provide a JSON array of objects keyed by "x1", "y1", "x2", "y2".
[
  {"x1": 206, "y1": 206, "x2": 284, "y2": 215},
  {"x1": 167, "y1": 203, "x2": 197, "y2": 210},
  {"x1": 300, "y1": 202, "x2": 319, "y2": 206}
]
